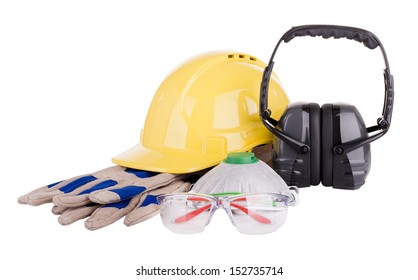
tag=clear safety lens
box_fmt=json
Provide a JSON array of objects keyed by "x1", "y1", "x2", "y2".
[
  {"x1": 157, "y1": 194, "x2": 214, "y2": 234},
  {"x1": 157, "y1": 193, "x2": 292, "y2": 235},
  {"x1": 225, "y1": 194, "x2": 289, "y2": 235}
]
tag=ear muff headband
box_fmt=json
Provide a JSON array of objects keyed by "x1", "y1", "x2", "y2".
[{"x1": 260, "y1": 25, "x2": 394, "y2": 157}]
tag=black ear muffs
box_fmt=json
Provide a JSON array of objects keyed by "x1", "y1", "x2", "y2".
[{"x1": 260, "y1": 25, "x2": 394, "y2": 190}]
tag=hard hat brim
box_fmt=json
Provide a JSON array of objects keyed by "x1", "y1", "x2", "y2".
[{"x1": 112, "y1": 143, "x2": 227, "y2": 174}]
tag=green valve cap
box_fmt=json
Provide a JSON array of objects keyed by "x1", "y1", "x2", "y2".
[{"x1": 223, "y1": 152, "x2": 259, "y2": 164}]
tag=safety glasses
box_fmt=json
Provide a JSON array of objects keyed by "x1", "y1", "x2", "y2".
[{"x1": 157, "y1": 192, "x2": 296, "y2": 235}]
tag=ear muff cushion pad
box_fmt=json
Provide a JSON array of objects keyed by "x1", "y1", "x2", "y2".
[
  {"x1": 321, "y1": 103, "x2": 334, "y2": 186},
  {"x1": 308, "y1": 103, "x2": 321, "y2": 185}
]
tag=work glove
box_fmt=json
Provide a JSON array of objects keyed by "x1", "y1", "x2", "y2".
[
  {"x1": 18, "y1": 165, "x2": 191, "y2": 230},
  {"x1": 18, "y1": 165, "x2": 181, "y2": 206},
  {"x1": 57, "y1": 180, "x2": 190, "y2": 230}
]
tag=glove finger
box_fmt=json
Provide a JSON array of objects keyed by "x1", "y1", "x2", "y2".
[
  {"x1": 18, "y1": 175, "x2": 97, "y2": 206},
  {"x1": 58, "y1": 204, "x2": 100, "y2": 225},
  {"x1": 123, "y1": 193, "x2": 160, "y2": 226},
  {"x1": 52, "y1": 179, "x2": 118, "y2": 207},
  {"x1": 51, "y1": 205, "x2": 69, "y2": 215},
  {"x1": 84, "y1": 194, "x2": 143, "y2": 230},
  {"x1": 124, "y1": 181, "x2": 191, "y2": 227},
  {"x1": 17, "y1": 181, "x2": 62, "y2": 204},
  {"x1": 89, "y1": 185, "x2": 146, "y2": 204}
]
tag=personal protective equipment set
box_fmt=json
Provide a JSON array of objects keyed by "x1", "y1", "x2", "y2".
[{"x1": 18, "y1": 25, "x2": 394, "y2": 234}]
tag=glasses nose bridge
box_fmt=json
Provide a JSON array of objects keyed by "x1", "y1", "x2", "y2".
[{"x1": 213, "y1": 196, "x2": 231, "y2": 212}]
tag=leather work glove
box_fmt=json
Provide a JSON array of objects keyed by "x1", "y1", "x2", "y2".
[
  {"x1": 18, "y1": 165, "x2": 181, "y2": 206},
  {"x1": 18, "y1": 165, "x2": 191, "y2": 230},
  {"x1": 57, "y1": 180, "x2": 190, "y2": 230}
]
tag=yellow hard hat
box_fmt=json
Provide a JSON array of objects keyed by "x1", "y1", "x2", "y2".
[{"x1": 112, "y1": 51, "x2": 289, "y2": 173}]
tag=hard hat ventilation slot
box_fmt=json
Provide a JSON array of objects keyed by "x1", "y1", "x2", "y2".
[{"x1": 227, "y1": 54, "x2": 256, "y2": 62}]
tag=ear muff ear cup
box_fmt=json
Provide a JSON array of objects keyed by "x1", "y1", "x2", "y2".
[
  {"x1": 321, "y1": 103, "x2": 334, "y2": 186},
  {"x1": 272, "y1": 103, "x2": 320, "y2": 187},
  {"x1": 324, "y1": 104, "x2": 371, "y2": 189}
]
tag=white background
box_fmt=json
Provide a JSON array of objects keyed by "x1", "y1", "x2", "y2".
[{"x1": 1, "y1": 1, "x2": 417, "y2": 279}]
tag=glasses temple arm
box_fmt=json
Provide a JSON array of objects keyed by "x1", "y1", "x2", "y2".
[
  {"x1": 230, "y1": 202, "x2": 271, "y2": 224},
  {"x1": 174, "y1": 204, "x2": 211, "y2": 223}
]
